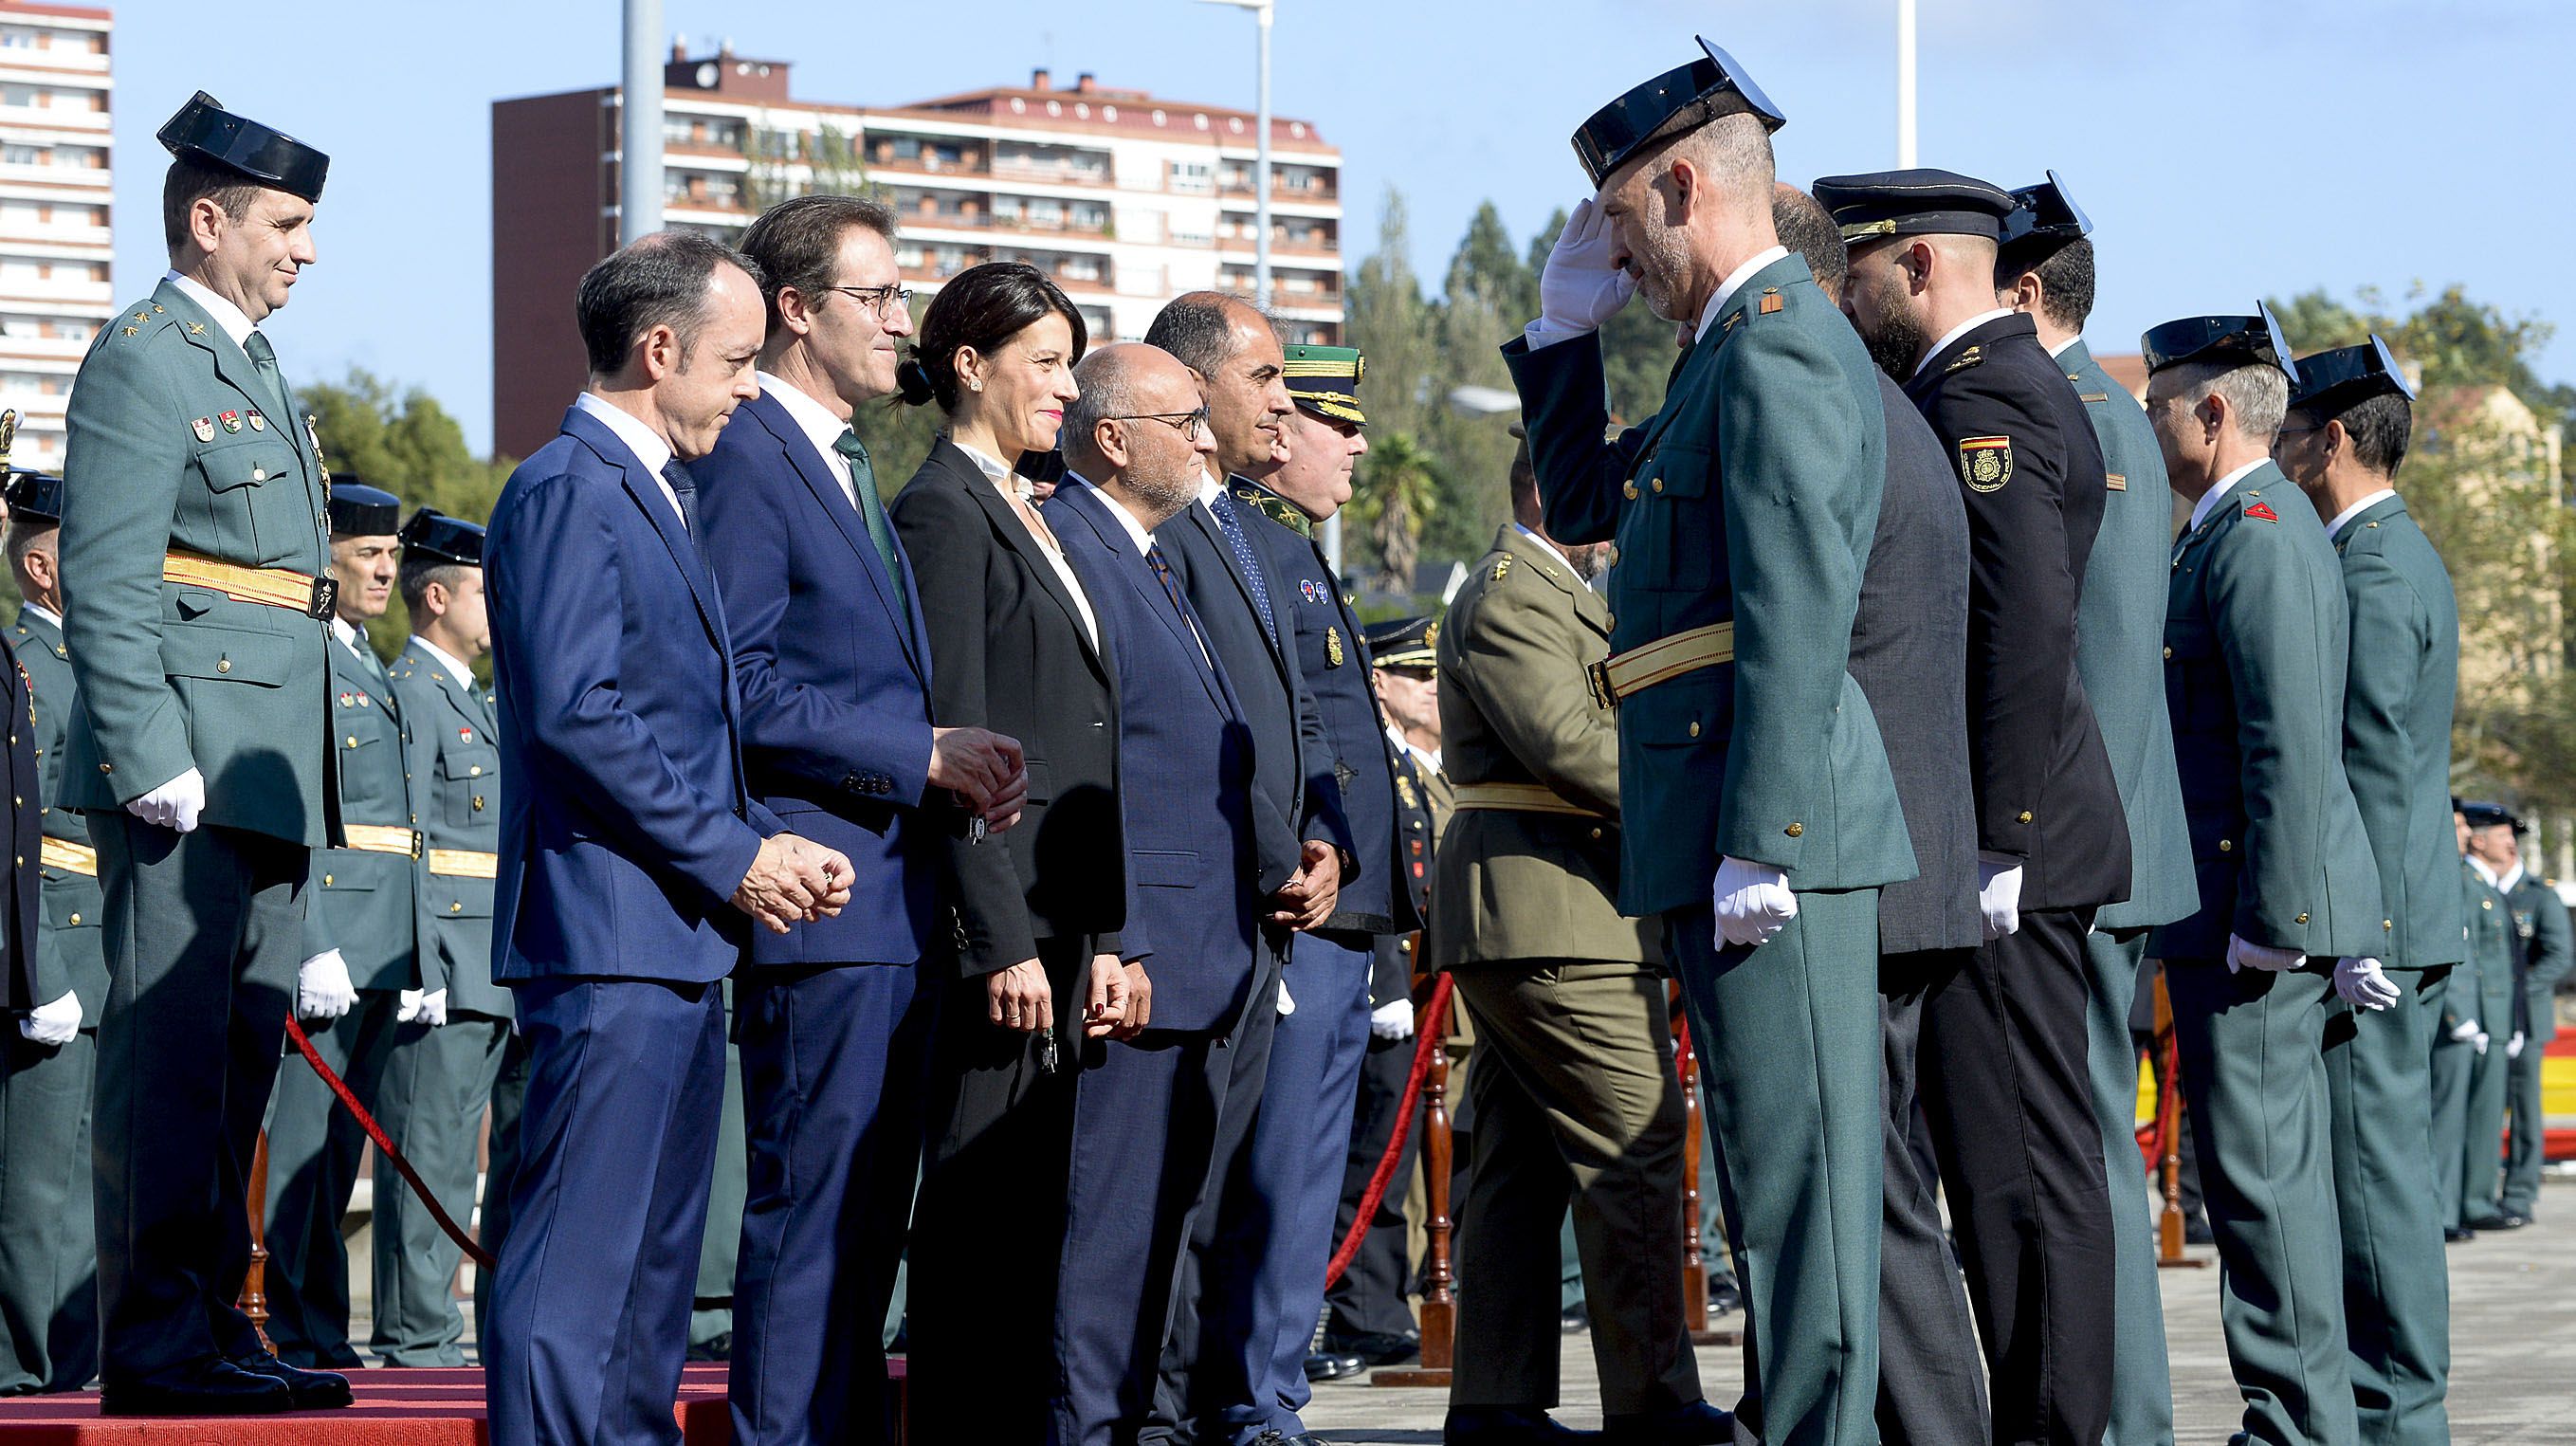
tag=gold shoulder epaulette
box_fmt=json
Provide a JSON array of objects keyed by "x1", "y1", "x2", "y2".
[
  {"x1": 1490, "y1": 554, "x2": 1514, "y2": 582},
  {"x1": 1233, "y1": 484, "x2": 1310, "y2": 538},
  {"x1": 1943, "y1": 345, "x2": 1985, "y2": 375}
]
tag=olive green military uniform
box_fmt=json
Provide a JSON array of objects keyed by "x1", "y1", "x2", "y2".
[
  {"x1": 61, "y1": 278, "x2": 335, "y2": 1386},
  {"x1": 1433, "y1": 523, "x2": 1689, "y2": 1419},
  {"x1": 2500, "y1": 872, "x2": 2570, "y2": 1217},
  {"x1": 371, "y1": 638, "x2": 509, "y2": 1364},
  {"x1": 0, "y1": 606, "x2": 104, "y2": 1393},
  {"x1": 2318, "y1": 491, "x2": 2461, "y2": 1446},
  {"x1": 2433, "y1": 865, "x2": 2504, "y2": 1231},
  {"x1": 2155, "y1": 467, "x2": 2384, "y2": 1446},
  {"x1": 263, "y1": 626, "x2": 434, "y2": 1368},
  {"x1": 2460, "y1": 863, "x2": 2519, "y2": 1221},
  {"x1": 1507, "y1": 254, "x2": 1914, "y2": 1446}
]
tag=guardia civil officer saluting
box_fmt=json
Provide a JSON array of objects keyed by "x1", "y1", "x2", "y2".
[
  {"x1": 56, "y1": 93, "x2": 351, "y2": 1415},
  {"x1": 2273, "y1": 337, "x2": 2462, "y2": 1445},
  {"x1": 2144, "y1": 307, "x2": 2383, "y2": 1446},
  {"x1": 1504, "y1": 39, "x2": 1913, "y2": 1446}
]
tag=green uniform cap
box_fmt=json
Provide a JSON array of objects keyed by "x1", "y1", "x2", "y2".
[{"x1": 1283, "y1": 344, "x2": 1366, "y2": 427}]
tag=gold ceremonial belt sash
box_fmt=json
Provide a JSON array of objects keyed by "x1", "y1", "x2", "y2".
[
  {"x1": 342, "y1": 823, "x2": 424, "y2": 859},
  {"x1": 1451, "y1": 781, "x2": 1607, "y2": 820},
  {"x1": 39, "y1": 836, "x2": 96, "y2": 877},
  {"x1": 1585, "y1": 622, "x2": 1736, "y2": 710},
  {"x1": 163, "y1": 551, "x2": 338, "y2": 620},
  {"x1": 428, "y1": 849, "x2": 499, "y2": 880}
]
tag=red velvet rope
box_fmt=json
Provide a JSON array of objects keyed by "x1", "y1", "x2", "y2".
[
  {"x1": 1322, "y1": 974, "x2": 1454, "y2": 1290},
  {"x1": 281, "y1": 1014, "x2": 498, "y2": 1270}
]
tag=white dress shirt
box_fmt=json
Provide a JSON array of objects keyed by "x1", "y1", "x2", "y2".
[
  {"x1": 758, "y1": 371, "x2": 859, "y2": 512},
  {"x1": 1692, "y1": 246, "x2": 1792, "y2": 345},
  {"x1": 1513, "y1": 523, "x2": 1582, "y2": 580},
  {"x1": 2047, "y1": 333, "x2": 2082, "y2": 360},
  {"x1": 2325, "y1": 488, "x2": 2399, "y2": 541},
  {"x1": 957, "y1": 440, "x2": 1097, "y2": 648},
  {"x1": 1911, "y1": 307, "x2": 2016, "y2": 381},
  {"x1": 574, "y1": 393, "x2": 685, "y2": 530},
  {"x1": 20, "y1": 602, "x2": 60, "y2": 631},
  {"x1": 411, "y1": 634, "x2": 478, "y2": 693},
  {"x1": 165, "y1": 269, "x2": 258, "y2": 352}
]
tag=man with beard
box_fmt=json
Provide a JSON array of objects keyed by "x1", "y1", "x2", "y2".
[{"x1": 1817, "y1": 168, "x2": 2130, "y2": 1446}]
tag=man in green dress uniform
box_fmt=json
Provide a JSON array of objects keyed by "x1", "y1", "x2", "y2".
[
  {"x1": 0, "y1": 466, "x2": 100, "y2": 1394},
  {"x1": 2145, "y1": 307, "x2": 2384, "y2": 1446},
  {"x1": 2457, "y1": 803, "x2": 2535, "y2": 1230},
  {"x1": 377, "y1": 507, "x2": 509, "y2": 1365},
  {"x1": 2432, "y1": 808, "x2": 2502, "y2": 1240},
  {"x1": 263, "y1": 480, "x2": 439, "y2": 1370},
  {"x1": 2493, "y1": 816, "x2": 2570, "y2": 1222},
  {"x1": 1504, "y1": 40, "x2": 1914, "y2": 1446},
  {"x1": 2273, "y1": 336, "x2": 2462, "y2": 1445},
  {"x1": 1996, "y1": 174, "x2": 2199, "y2": 1446},
  {"x1": 60, "y1": 92, "x2": 351, "y2": 1416}
]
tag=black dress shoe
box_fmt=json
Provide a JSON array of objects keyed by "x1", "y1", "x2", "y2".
[
  {"x1": 1559, "y1": 1304, "x2": 1589, "y2": 1334},
  {"x1": 2465, "y1": 1211, "x2": 2527, "y2": 1231},
  {"x1": 1303, "y1": 1351, "x2": 1365, "y2": 1382},
  {"x1": 100, "y1": 1358, "x2": 295, "y2": 1417},
  {"x1": 686, "y1": 1330, "x2": 733, "y2": 1362},
  {"x1": 1322, "y1": 1328, "x2": 1420, "y2": 1365},
  {"x1": 1706, "y1": 1280, "x2": 1743, "y2": 1316},
  {"x1": 1606, "y1": 1400, "x2": 1736, "y2": 1444},
  {"x1": 1446, "y1": 1405, "x2": 1606, "y2": 1443},
  {"x1": 229, "y1": 1348, "x2": 355, "y2": 1409},
  {"x1": 2445, "y1": 1225, "x2": 2477, "y2": 1244}
]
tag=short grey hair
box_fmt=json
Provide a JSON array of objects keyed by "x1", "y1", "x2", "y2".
[
  {"x1": 1061, "y1": 353, "x2": 1142, "y2": 475},
  {"x1": 2174, "y1": 358, "x2": 2289, "y2": 442},
  {"x1": 1660, "y1": 111, "x2": 1776, "y2": 202}
]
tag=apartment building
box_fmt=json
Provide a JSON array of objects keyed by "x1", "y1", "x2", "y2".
[{"x1": 0, "y1": 0, "x2": 111, "y2": 473}]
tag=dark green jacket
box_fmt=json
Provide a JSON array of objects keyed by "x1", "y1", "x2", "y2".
[
  {"x1": 390, "y1": 638, "x2": 508, "y2": 1020},
  {"x1": 306, "y1": 631, "x2": 430, "y2": 993},
  {"x1": 12, "y1": 608, "x2": 103, "y2": 1022},
  {"x1": 2502, "y1": 871, "x2": 2570, "y2": 1044},
  {"x1": 58, "y1": 279, "x2": 332, "y2": 845},
  {"x1": 2329, "y1": 493, "x2": 2464, "y2": 970},
  {"x1": 2458, "y1": 861, "x2": 2512, "y2": 1034},
  {"x1": 2062, "y1": 339, "x2": 2195, "y2": 931},
  {"x1": 2153, "y1": 465, "x2": 2383, "y2": 961},
  {"x1": 1504, "y1": 253, "x2": 1913, "y2": 916}
]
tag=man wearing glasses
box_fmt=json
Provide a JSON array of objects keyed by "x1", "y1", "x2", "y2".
[{"x1": 696, "y1": 193, "x2": 1027, "y2": 1446}]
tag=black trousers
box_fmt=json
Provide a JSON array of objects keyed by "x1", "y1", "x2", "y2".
[
  {"x1": 1325, "y1": 1029, "x2": 1418, "y2": 1342},
  {"x1": 906, "y1": 935, "x2": 1089, "y2": 1443},
  {"x1": 1877, "y1": 950, "x2": 1991, "y2": 1446},
  {"x1": 1917, "y1": 908, "x2": 2117, "y2": 1446}
]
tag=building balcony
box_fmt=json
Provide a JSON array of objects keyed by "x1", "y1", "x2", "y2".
[
  {"x1": 992, "y1": 156, "x2": 1112, "y2": 189},
  {"x1": 866, "y1": 151, "x2": 993, "y2": 181}
]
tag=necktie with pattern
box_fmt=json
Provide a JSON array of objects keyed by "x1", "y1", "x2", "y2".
[
  {"x1": 1205, "y1": 489, "x2": 1278, "y2": 645},
  {"x1": 833, "y1": 429, "x2": 910, "y2": 619},
  {"x1": 662, "y1": 459, "x2": 702, "y2": 538},
  {"x1": 1149, "y1": 542, "x2": 1213, "y2": 670}
]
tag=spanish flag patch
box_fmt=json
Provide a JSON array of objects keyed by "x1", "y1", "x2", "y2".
[{"x1": 1957, "y1": 436, "x2": 2013, "y2": 494}]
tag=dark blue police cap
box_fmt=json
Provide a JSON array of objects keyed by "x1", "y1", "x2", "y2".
[
  {"x1": 2001, "y1": 170, "x2": 2092, "y2": 251},
  {"x1": 4, "y1": 469, "x2": 64, "y2": 525},
  {"x1": 158, "y1": 91, "x2": 329, "y2": 203},
  {"x1": 1364, "y1": 615, "x2": 1437, "y2": 670},
  {"x1": 1811, "y1": 168, "x2": 2017, "y2": 245},
  {"x1": 401, "y1": 507, "x2": 485, "y2": 567},
  {"x1": 2141, "y1": 302, "x2": 2299, "y2": 385},
  {"x1": 328, "y1": 481, "x2": 402, "y2": 538},
  {"x1": 2459, "y1": 800, "x2": 2515, "y2": 832},
  {"x1": 2289, "y1": 335, "x2": 2415, "y2": 417},
  {"x1": 1572, "y1": 37, "x2": 1784, "y2": 190}
]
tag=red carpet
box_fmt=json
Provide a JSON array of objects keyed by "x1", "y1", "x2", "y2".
[{"x1": 0, "y1": 1364, "x2": 733, "y2": 1443}]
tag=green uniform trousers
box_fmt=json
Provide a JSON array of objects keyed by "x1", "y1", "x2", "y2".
[
  {"x1": 691, "y1": 1026, "x2": 747, "y2": 1352},
  {"x1": 2425, "y1": 1031, "x2": 2475, "y2": 1231},
  {"x1": 2322, "y1": 966, "x2": 2450, "y2": 1446},
  {"x1": 2166, "y1": 961, "x2": 2355, "y2": 1446},
  {"x1": 372, "y1": 1013, "x2": 510, "y2": 1365},
  {"x1": 2501, "y1": 1039, "x2": 2549, "y2": 1218},
  {"x1": 2084, "y1": 928, "x2": 2174, "y2": 1446},
  {"x1": 2460, "y1": 1034, "x2": 2510, "y2": 1219},
  {"x1": 1449, "y1": 961, "x2": 1700, "y2": 1417},
  {"x1": 263, "y1": 987, "x2": 404, "y2": 1368},
  {"x1": 1667, "y1": 890, "x2": 1881, "y2": 1446},
  {"x1": 470, "y1": 1027, "x2": 531, "y2": 1364},
  {"x1": 0, "y1": 1030, "x2": 97, "y2": 1393}
]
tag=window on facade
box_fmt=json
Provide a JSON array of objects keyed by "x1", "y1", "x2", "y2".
[
  {"x1": 1169, "y1": 160, "x2": 1212, "y2": 193},
  {"x1": 2, "y1": 144, "x2": 37, "y2": 165}
]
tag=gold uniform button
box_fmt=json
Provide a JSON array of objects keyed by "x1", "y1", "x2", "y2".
[
  {"x1": 217, "y1": 659, "x2": 231, "y2": 674},
  {"x1": 470, "y1": 765, "x2": 484, "y2": 777},
  {"x1": 323, "y1": 873, "x2": 334, "y2": 886},
  {"x1": 1623, "y1": 482, "x2": 1639, "y2": 500},
  {"x1": 2384, "y1": 919, "x2": 2394, "y2": 929},
  {"x1": 2018, "y1": 811, "x2": 2034, "y2": 824},
  {"x1": 450, "y1": 901, "x2": 464, "y2": 913},
  {"x1": 2482, "y1": 899, "x2": 2494, "y2": 910},
  {"x1": 2162, "y1": 646, "x2": 2173, "y2": 660},
  {"x1": 68, "y1": 913, "x2": 81, "y2": 926},
  {"x1": 1687, "y1": 721, "x2": 1700, "y2": 738},
  {"x1": 1651, "y1": 478, "x2": 1665, "y2": 493},
  {"x1": 1785, "y1": 822, "x2": 1804, "y2": 838},
  {"x1": 251, "y1": 467, "x2": 266, "y2": 482},
  {"x1": 99, "y1": 763, "x2": 111, "y2": 774},
  {"x1": 2219, "y1": 839, "x2": 2233, "y2": 852},
  {"x1": 346, "y1": 736, "x2": 358, "y2": 748},
  {"x1": 2296, "y1": 912, "x2": 2311, "y2": 924},
  {"x1": 1589, "y1": 827, "x2": 1604, "y2": 841},
  {"x1": 472, "y1": 796, "x2": 485, "y2": 812}
]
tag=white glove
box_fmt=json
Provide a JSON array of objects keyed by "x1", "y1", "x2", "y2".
[
  {"x1": 1528, "y1": 196, "x2": 1637, "y2": 344},
  {"x1": 2224, "y1": 934, "x2": 2305, "y2": 975},
  {"x1": 2508, "y1": 1031, "x2": 2526, "y2": 1060},
  {"x1": 2332, "y1": 957, "x2": 2402, "y2": 1012},
  {"x1": 1277, "y1": 977, "x2": 1296, "y2": 1016},
  {"x1": 1369, "y1": 997, "x2": 1416, "y2": 1041},
  {"x1": 398, "y1": 988, "x2": 448, "y2": 1028},
  {"x1": 1712, "y1": 856, "x2": 1797, "y2": 949},
  {"x1": 124, "y1": 766, "x2": 206, "y2": 833},
  {"x1": 2473, "y1": 1029, "x2": 2491, "y2": 1056},
  {"x1": 297, "y1": 948, "x2": 357, "y2": 1021},
  {"x1": 18, "y1": 990, "x2": 80, "y2": 1046},
  {"x1": 2450, "y1": 1016, "x2": 2482, "y2": 1044},
  {"x1": 1975, "y1": 851, "x2": 2025, "y2": 943}
]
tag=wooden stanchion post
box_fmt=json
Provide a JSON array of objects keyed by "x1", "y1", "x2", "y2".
[
  {"x1": 1375, "y1": 1038, "x2": 1454, "y2": 1388},
  {"x1": 242, "y1": 1127, "x2": 273, "y2": 1346},
  {"x1": 2152, "y1": 966, "x2": 2208, "y2": 1269}
]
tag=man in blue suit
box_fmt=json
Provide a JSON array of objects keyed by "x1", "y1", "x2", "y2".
[
  {"x1": 697, "y1": 195, "x2": 1026, "y2": 1446},
  {"x1": 1044, "y1": 342, "x2": 1270, "y2": 1446},
  {"x1": 480, "y1": 231, "x2": 853, "y2": 1446}
]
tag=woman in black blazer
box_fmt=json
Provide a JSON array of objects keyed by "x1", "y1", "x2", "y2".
[{"x1": 888, "y1": 262, "x2": 1129, "y2": 1438}]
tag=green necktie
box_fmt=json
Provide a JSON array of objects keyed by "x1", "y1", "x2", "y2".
[
  {"x1": 833, "y1": 429, "x2": 910, "y2": 621},
  {"x1": 242, "y1": 328, "x2": 294, "y2": 422}
]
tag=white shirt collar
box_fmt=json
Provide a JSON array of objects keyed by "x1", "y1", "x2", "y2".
[
  {"x1": 2500, "y1": 861, "x2": 2527, "y2": 895},
  {"x1": 1911, "y1": 307, "x2": 2016, "y2": 381},
  {"x1": 2187, "y1": 458, "x2": 2271, "y2": 535},
  {"x1": 2325, "y1": 487, "x2": 2399, "y2": 540},
  {"x1": 20, "y1": 603, "x2": 61, "y2": 631},
  {"x1": 758, "y1": 371, "x2": 852, "y2": 457},
  {"x1": 1085, "y1": 479, "x2": 1162, "y2": 557},
  {"x1": 1513, "y1": 522, "x2": 1580, "y2": 579},
  {"x1": 1694, "y1": 246, "x2": 1791, "y2": 342},
  {"x1": 331, "y1": 615, "x2": 371, "y2": 659},
  {"x1": 411, "y1": 634, "x2": 477, "y2": 693},
  {"x1": 1384, "y1": 722, "x2": 1439, "y2": 778},
  {"x1": 2469, "y1": 854, "x2": 2500, "y2": 888},
  {"x1": 954, "y1": 437, "x2": 1038, "y2": 503},
  {"x1": 575, "y1": 392, "x2": 675, "y2": 478},
  {"x1": 2047, "y1": 333, "x2": 2082, "y2": 360},
  {"x1": 164, "y1": 269, "x2": 258, "y2": 350}
]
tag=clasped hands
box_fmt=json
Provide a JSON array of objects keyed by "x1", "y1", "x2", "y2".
[
  {"x1": 1266, "y1": 839, "x2": 1343, "y2": 931},
  {"x1": 733, "y1": 833, "x2": 856, "y2": 935},
  {"x1": 987, "y1": 953, "x2": 1152, "y2": 1041},
  {"x1": 929, "y1": 725, "x2": 1028, "y2": 831}
]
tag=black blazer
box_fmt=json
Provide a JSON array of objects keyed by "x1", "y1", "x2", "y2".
[{"x1": 888, "y1": 438, "x2": 1124, "y2": 975}]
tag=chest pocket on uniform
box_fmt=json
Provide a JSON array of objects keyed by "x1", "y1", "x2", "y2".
[
  {"x1": 1621, "y1": 444, "x2": 1714, "y2": 592},
  {"x1": 439, "y1": 742, "x2": 499, "y2": 828}
]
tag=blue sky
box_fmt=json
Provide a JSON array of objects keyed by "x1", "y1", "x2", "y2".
[{"x1": 103, "y1": 0, "x2": 2576, "y2": 456}]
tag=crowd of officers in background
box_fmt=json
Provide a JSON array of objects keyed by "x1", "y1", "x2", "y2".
[{"x1": 0, "y1": 46, "x2": 2571, "y2": 1446}]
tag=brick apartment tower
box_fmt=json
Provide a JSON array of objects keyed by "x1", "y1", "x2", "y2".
[{"x1": 0, "y1": 0, "x2": 112, "y2": 473}]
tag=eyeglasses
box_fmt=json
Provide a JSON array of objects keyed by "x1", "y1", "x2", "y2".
[
  {"x1": 1103, "y1": 408, "x2": 1211, "y2": 437},
  {"x1": 822, "y1": 284, "x2": 914, "y2": 318}
]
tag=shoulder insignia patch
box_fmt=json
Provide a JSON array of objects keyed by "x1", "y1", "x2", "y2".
[
  {"x1": 2105, "y1": 472, "x2": 2127, "y2": 491},
  {"x1": 2243, "y1": 502, "x2": 2279, "y2": 522},
  {"x1": 1943, "y1": 345, "x2": 1985, "y2": 375},
  {"x1": 2077, "y1": 391, "x2": 2110, "y2": 403},
  {"x1": 1491, "y1": 555, "x2": 1514, "y2": 582},
  {"x1": 1758, "y1": 287, "x2": 1784, "y2": 316},
  {"x1": 192, "y1": 416, "x2": 215, "y2": 443},
  {"x1": 1396, "y1": 773, "x2": 1419, "y2": 809},
  {"x1": 1234, "y1": 485, "x2": 1310, "y2": 537},
  {"x1": 1958, "y1": 436, "x2": 2013, "y2": 493}
]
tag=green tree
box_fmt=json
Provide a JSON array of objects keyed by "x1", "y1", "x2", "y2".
[
  {"x1": 1343, "y1": 429, "x2": 1442, "y2": 595},
  {"x1": 1344, "y1": 188, "x2": 1444, "y2": 580},
  {"x1": 305, "y1": 369, "x2": 515, "y2": 654}
]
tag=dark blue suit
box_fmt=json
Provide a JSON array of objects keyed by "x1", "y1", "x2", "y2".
[
  {"x1": 1045, "y1": 481, "x2": 1267, "y2": 1446},
  {"x1": 695, "y1": 386, "x2": 939, "y2": 1446},
  {"x1": 483, "y1": 404, "x2": 781, "y2": 1446}
]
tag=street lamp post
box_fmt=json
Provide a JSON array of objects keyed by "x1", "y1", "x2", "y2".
[
  {"x1": 622, "y1": 0, "x2": 664, "y2": 242},
  {"x1": 1896, "y1": 0, "x2": 1917, "y2": 167}
]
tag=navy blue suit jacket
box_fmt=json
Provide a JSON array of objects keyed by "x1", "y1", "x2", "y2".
[
  {"x1": 697, "y1": 387, "x2": 940, "y2": 967},
  {"x1": 486, "y1": 405, "x2": 782, "y2": 985},
  {"x1": 1047, "y1": 481, "x2": 1265, "y2": 1033}
]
